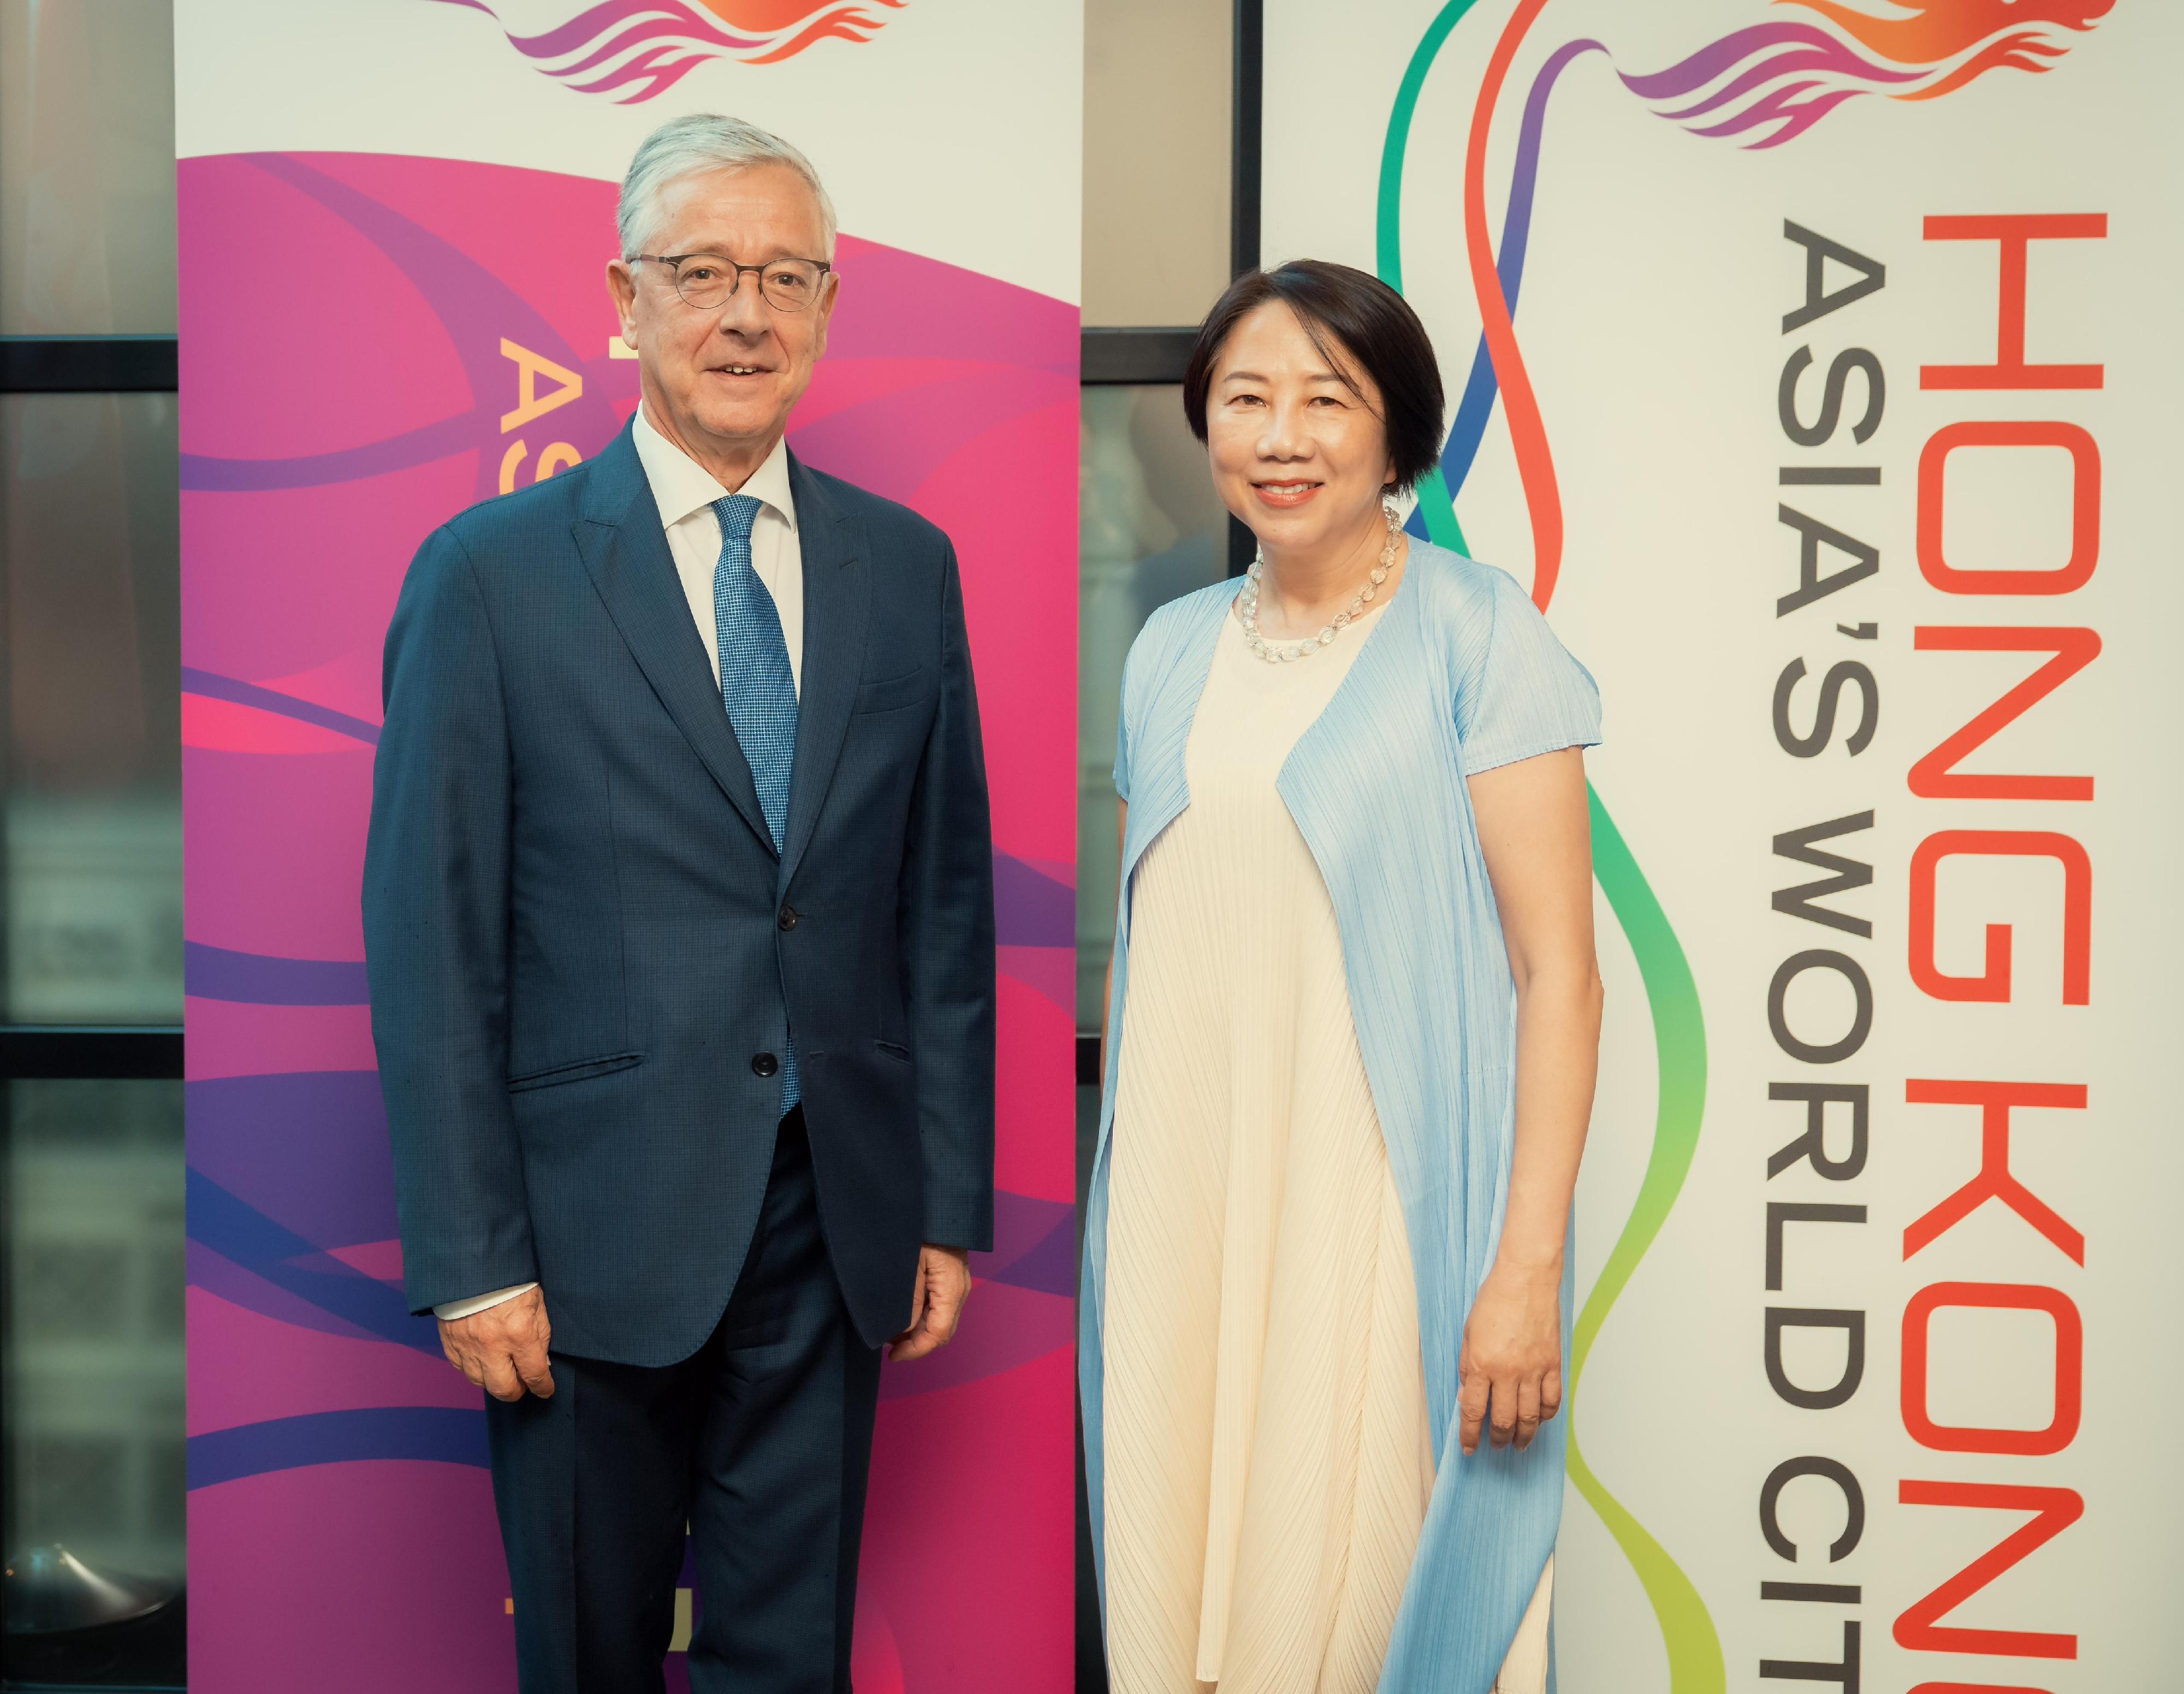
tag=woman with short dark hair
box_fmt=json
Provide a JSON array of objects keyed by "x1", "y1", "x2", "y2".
[{"x1": 1081, "y1": 260, "x2": 1605, "y2": 1692}]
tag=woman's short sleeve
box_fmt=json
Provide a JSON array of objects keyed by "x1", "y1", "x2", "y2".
[
  {"x1": 1454, "y1": 567, "x2": 1604, "y2": 776},
  {"x1": 1112, "y1": 638, "x2": 1137, "y2": 805}
]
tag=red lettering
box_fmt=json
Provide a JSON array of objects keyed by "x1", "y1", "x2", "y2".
[
  {"x1": 1921, "y1": 214, "x2": 2106, "y2": 390},
  {"x1": 1902, "y1": 212, "x2": 2099, "y2": 1694},
  {"x1": 1907, "y1": 627, "x2": 2100, "y2": 801},
  {"x1": 1895, "y1": 1480, "x2": 2081, "y2": 1660},
  {"x1": 1908, "y1": 831, "x2": 2091, "y2": 1006},
  {"x1": 1902, "y1": 1080, "x2": 2086, "y2": 1263},
  {"x1": 1909, "y1": 1685, "x2": 2053, "y2": 1693},
  {"x1": 1902, "y1": 1282, "x2": 2081, "y2": 1456},
  {"x1": 1917, "y1": 421, "x2": 2099, "y2": 595}
]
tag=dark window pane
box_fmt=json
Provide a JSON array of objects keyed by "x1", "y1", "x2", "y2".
[
  {"x1": 3, "y1": 1080, "x2": 186, "y2": 1608},
  {"x1": 18, "y1": 1245, "x2": 128, "y2": 1339},
  {"x1": 1, "y1": 394, "x2": 182, "y2": 1023},
  {"x1": 0, "y1": 0, "x2": 177, "y2": 335},
  {"x1": 1077, "y1": 384, "x2": 1228, "y2": 1030}
]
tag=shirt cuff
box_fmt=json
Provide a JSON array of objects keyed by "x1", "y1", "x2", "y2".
[{"x1": 433, "y1": 1282, "x2": 537, "y2": 1321}]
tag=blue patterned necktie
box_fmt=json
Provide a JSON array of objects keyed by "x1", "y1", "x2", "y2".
[{"x1": 711, "y1": 492, "x2": 799, "y2": 1110}]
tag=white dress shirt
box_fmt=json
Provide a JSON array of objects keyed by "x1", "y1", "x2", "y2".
[
  {"x1": 434, "y1": 407, "x2": 805, "y2": 1323},
  {"x1": 631, "y1": 400, "x2": 804, "y2": 697}
]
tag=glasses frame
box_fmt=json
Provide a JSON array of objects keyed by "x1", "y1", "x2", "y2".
[{"x1": 628, "y1": 252, "x2": 835, "y2": 314}]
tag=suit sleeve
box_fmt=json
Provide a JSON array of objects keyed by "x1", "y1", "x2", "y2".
[
  {"x1": 897, "y1": 539, "x2": 998, "y2": 1252},
  {"x1": 363, "y1": 524, "x2": 536, "y2": 1315}
]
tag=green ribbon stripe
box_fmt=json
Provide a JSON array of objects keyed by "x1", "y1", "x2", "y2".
[{"x1": 1375, "y1": 9, "x2": 1725, "y2": 1688}]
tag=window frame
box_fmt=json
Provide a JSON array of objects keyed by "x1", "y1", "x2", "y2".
[{"x1": 0, "y1": 332, "x2": 184, "y2": 1687}]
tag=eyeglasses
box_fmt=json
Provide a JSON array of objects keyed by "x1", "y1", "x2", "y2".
[{"x1": 629, "y1": 252, "x2": 833, "y2": 313}]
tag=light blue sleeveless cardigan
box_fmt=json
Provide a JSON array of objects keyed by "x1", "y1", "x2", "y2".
[{"x1": 1079, "y1": 541, "x2": 1604, "y2": 1692}]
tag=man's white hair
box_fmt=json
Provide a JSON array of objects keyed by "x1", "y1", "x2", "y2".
[{"x1": 616, "y1": 113, "x2": 838, "y2": 260}]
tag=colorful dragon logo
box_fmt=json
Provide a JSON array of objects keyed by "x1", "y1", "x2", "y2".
[
  {"x1": 432, "y1": 0, "x2": 907, "y2": 101},
  {"x1": 1376, "y1": 4, "x2": 2112, "y2": 1692},
  {"x1": 1631, "y1": 0, "x2": 2116, "y2": 147}
]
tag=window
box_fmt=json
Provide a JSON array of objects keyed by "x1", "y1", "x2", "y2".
[
  {"x1": 0, "y1": 3, "x2": 185, "y2": 1687},
  {"x1": 1076, "y1": 384, "x2": 1229, "y2": 1029}
]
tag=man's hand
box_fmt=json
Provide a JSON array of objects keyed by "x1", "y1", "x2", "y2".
[
  {"x1": 887, "y1": 1245, "x2": 972, "y2": 1363},
  {"x1": 439, "y1": 1285, "x2": 555, "y2": 1401}
]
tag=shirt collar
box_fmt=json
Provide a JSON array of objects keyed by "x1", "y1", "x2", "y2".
[{"x1": 631, "y1": 402, "x2": 798, "y2": 536}]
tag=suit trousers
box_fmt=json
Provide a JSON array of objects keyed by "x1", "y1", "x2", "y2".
[{"x1": 485, "y1": 1107, "x2": 885, "y2": 1692}]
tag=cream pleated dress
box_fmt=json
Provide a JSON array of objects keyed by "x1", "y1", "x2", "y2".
[{"x1": 1103, "y1": 595, "x2": 1552, "y2": 1694}]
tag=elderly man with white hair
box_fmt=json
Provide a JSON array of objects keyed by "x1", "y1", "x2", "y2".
[{"x1": 363, "y1": 114, "x2": 996, "y2": 1691}]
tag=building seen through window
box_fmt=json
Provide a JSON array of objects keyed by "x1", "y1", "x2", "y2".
[{"x1": 2, "y1": 1, "x2": 186, "y2": 1686}]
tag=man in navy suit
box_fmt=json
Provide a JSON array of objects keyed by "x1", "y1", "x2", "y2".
[{"x1": 363, "y1": 112, "x2": 995, "y2": 1692}]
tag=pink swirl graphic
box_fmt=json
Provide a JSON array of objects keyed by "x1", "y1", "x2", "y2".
[{"x1": 431, "y1": 0, "x2": 908, "y2": 100}]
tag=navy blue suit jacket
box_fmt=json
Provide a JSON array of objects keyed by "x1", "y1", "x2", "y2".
[{"x1": 363, "y1": 421, "x2": 996, "y2": 1366}]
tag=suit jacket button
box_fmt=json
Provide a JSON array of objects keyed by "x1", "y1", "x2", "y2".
[
  {"x1": 751, "y1": 1052, "x2": 779, "y2": 1078},
  {"x1": 778, "y1": 904, "x2": 799, "y2": 931}
]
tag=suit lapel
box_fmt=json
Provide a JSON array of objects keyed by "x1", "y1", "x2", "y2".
[
  {"x1": 779, "y1": 453, "x2": 868, "y2": 889},
  {"x1": 571, "y1": 423, "x2": 775, "y2": 857}
]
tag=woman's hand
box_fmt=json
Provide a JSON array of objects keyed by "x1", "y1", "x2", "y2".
[{"x1": 1457, "y1": 1258, "x2": 1563, "y2": 1454}]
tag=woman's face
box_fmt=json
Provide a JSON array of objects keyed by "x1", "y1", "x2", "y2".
[{"x1": 1205, "y1": 301, "x2": 1394, "y2": 556}]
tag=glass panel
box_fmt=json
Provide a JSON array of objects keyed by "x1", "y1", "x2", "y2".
[
  {"x1": 2, "y1": 1079, "x2": 186, "y2": 1687},
  {"x1": 0, "y1": 394, "x2": 183, "y2": 1024},
  {"x1": 1083, "y1": 0, "x2": 1232, "y2": 326},
  {"x1": 1077, "y1": 384, "x2": 1230, "y2": 1032},
  {"x1": 0, "y1": 0, "x2": 179, "y2": 335}
]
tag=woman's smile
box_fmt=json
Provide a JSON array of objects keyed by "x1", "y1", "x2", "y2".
[{"x1": 1251, "y1": 477, "x2": 1324, "y2": 508}]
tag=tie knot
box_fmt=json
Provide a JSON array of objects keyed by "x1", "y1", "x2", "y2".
[{"x1": 712, "y1": 492, "x2": 763, "y2": 545}]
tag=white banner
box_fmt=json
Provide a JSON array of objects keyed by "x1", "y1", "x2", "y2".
[{"x1": 1265, "y1": 2, "x2": 2183, "y2": 1689}]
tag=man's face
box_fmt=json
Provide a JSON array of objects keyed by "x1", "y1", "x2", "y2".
[{"x1": 608, "y1": 163, "x2": 838, "y2": 468}]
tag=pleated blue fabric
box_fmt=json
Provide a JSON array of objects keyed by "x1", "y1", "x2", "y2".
[{"x1": 1081, "y1": 540, "x2": 1603, "y2": 1692}]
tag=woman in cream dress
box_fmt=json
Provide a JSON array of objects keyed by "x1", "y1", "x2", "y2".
[{"x1": 1081, "y1": 263, "x2": 1605, "y2": 1693}]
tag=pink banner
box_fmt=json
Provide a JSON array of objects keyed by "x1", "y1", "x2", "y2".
[{"x1": 179, "y1": 151, "x2": 1076, "y2": 1690}]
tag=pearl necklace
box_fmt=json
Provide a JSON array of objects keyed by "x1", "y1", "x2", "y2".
[{"x1": 1238, "y1": 501, "x2": 1401, "y2": 664}]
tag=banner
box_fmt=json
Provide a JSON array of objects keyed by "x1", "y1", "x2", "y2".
[
  {"x1": 1265, "y1": 1, "x2": 2180, "y2": 1688},
  {"x1": 176, "y1": 5, "x2": 1079, "y2": 1687}
]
